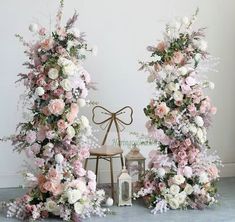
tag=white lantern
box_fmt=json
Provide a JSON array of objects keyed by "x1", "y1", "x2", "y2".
[{"x1": 117, "y1": 166, "x2": 132, "y2": 206}]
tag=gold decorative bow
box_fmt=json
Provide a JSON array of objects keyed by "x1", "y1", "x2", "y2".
[{"x1": 92, "y1": 106, "x2": 133, "y2": 146}]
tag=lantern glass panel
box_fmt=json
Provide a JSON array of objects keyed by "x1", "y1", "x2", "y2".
[{"x1": 121, "y1": 181, "x2": 130, "y2": 201}]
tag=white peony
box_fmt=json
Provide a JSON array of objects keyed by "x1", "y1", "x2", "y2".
[
  {"x1": 74, "y1": 202, "x2": 85, "y2": 214},
  {"x1": 199, "y1": 172, "x2": 209, "y2": 184},
  {"x1": 48, "y1": 68, "x2": 59, "y2": 80},
  {"x1": 173, "y1": 91, "x2": 183, "y2": 101},
  {"x1": 69, "y1": 27, "x2": 80, "y2": 38},
  {"x1": 66, "y1": 126, "x2": 76, "y2": 139},
  {"x1": 80, "y1": 115, "x2": 90, "y2": 128},
  {"x1": 67, "y1": 189, "x2": 82, "y2": 204},
  {"x1": 157, "y1": 168, "x2": 166, "y2": 178},
  {"x1": 173, "y1": 175, "x2": 185, "y2": 185},
  {"x1": 60, "y1": 79, "x2": 72, "y2": 91},
  {"x1": 55, "y1": 153, "x2": 64, "y2": 164},
  {"x1": 195, "y1": 116, "x2": 204, "y2": 127},
  {"x1": 169, "y1": 184, "x2": 180, "y2": 195},
  {"x1": 169, "y1": 198, "x2": 180, "y2": 209},
  {"x1": 177, "y1": 67, "x2": 188, "y2": 76},
  {"x1": 35, "y1": 87, "x2": 45, "y2": 96},
  {"x1": 184, "y1": 184, "x2": 193, "y2": 195},
  {"x1": 167, "y1": 82, "x2": 179, "y2": 92},
  {"x1": 45, "y1": 199, "x2": 60, "y2": 215},
  {"x1": 77, "y1": 98, "x2": 86, "y2": 107},
  {"x1": 175, "y1": 192, "x2": 186, "y2": 204},
  {"x1": 29, "y1": 23, "x2": 39, "y2": 32}
]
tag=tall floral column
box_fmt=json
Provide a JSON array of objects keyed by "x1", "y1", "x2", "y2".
[
  {"x1": 1, "y1": 2, "x2": 106, "y2": 221},
  {"x1": 135, "y1": 10, "x2": 221, "y2": 213}
]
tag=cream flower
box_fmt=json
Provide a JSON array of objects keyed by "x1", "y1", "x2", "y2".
[
  {"x1": 35, "y1": 87, "x2": 45, "y2": 96},
  {"x1": 157, "y1": 168, "x2": 166, "y2": 178},
  {"x1": 167, "y1": 82, "x2": 179, "y2": 92},
  {"x1": 173, "y1": 91, "x2": 183, "y2": 101},
  {"x1": 74, "y1": 202, "x2": 85, "y2": 214},
  {"x1": 184, "y1": 184, "x2": 193, "y2": 195},
  {"x1": 77, "y1": 99, "x2": 86, "y2": 107},
  {"x1": 175, "y1": 192, "x2": 186, "y2": 205},
  {"x1": 80, "y1": 115, "x2": 90, "y2": 128},
  {"x1": 60, "y1": 79, "x2": 72, "y2": 91},
  {"x1": 67, "y1": 189, "x2": 82, "y2": 204},
  {"x1": 169, "y1": 198, "x2": 179, "y2": 209},
  {"x1": 66, "y1": 126, "x2": 76, "y2": 139},
  {"x1": 173, "y1": 175, "x2": 185, "y2": 185},
  {"x1": 177, "y1": 67, "x2": 188, "y2": 76},
  {"x1": 45, "y1": 199, "x2": 60, "y2": 214},
  {"x1": 48, "y1": 68, "x2": 59, "y2": 80},
  {"x1": 169, "y1": 184, "x2": 180, "y2": 195},
  {"x1": 195, "y1": 116, "x2": 204, "y2": 127}
]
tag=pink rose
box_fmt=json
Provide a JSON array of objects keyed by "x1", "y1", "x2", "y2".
[
  {"x1": 210, "y1": 106, "x2": 217, "y2": 115},
  {"x1": 184, "y1": 138, "x2": 192, "y2": 147},
  {"x1": 78, "y1": 147, "x2": 90, "y2": 160},
  {"x1": 31, "y1": 143, "x2": 41, "y2": 154},
  {"x1": 25, "y1": 130, "x2": 37, "y2": 144},
  {"x1": 48, "y1": 168, "x2": 61, "y2": 182},
  {"x1": 181, "y1": 83, "x2": 191, "y2": 94},
  {"x1": 207, "y1": 164, "x2": 219, "y2": 179},
  {"x1": 188, "y1": 104, "x2": 197, "y2": 116},
  {"x1": 88, "y1": 181, "x2": 96, "y2": 192},
  {"x1": 52, "y1": 183, "x2": 64, "y2": 196},
  {"x1": 156, "y1": 41, "x2": 166, "y2": 52},
  {"x1": 43, "y1": 181, "x2": 55, "y2": 192},
  {"x1": 155, "y1": 102, "x2": 169, "y2": 118},
  {"x1": 185, "y1": 76, "x2": 197, "y2": 86},
  {"x1": 172, "y1": 51, "x2": 184, "y2": 65},
  {"x1": 41, "y1": 38, "x2": 54, "y2": 51},
  {"x1": 35, "y1": 158, "x2": 45, "y2": 167},
  {"x1": 53, "y1": 88, "x2": 64, "y2": 97},
  {"x1": 25, "y1": 148, "x2": 34, "y2": 158},
  {"x1": 48, "y1": 99, "x2": 65, "y2": 115},
  {"x1": 87, "y1": 170, "x2": 96, "y2": 181},
  {"x1": 57, "y1": 119, "x2": 68, "y2": 131},
  {"x1": 46, "y1": 130, "x2": 55, "y2": 140}
]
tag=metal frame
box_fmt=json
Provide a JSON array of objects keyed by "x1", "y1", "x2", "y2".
[{"x1": 84, "y1": 105, "x2": 133, "y2": 200}]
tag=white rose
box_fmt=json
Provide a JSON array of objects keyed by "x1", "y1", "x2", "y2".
[
  {"x1": 173, "y1": 175, "x2": 185, "y2": 185},
  {"x1": 173, "y1": 91, "x2": 183, "y2": 101},
  {"x1": 58, "y1": 57, "x2": 70, "y2": 66},
  {"x1": 77, "y1": 99, "x2": 86, "y2": 107},
  {"x1": 199, "y1": 172, "x2": 209, "y2": 184},
  {"x1": 55, "y1": 153, "x2": 64, "y2": 164},
  {"x1": 169, "y1": 198, "x2": 179, "y2": 209},
  {"x1": 69, "y1": 27, "x2": 80, "y2": 38},
  {"x1": 60, "y1": 79, "x2": 72, "y2": 91},
  {"x1": 164, "y1": 194, "x2": 173, "y2": 202},
  {"x1": 66, "y1": 126, "x2": 76, "y2": 139},
  {"x1": 195, "y1": 116, "x2": 204, "y2": 127},
  {"x1": 169, "y1": 184, "x2": 180, "y2": 195},
  {"x1": 74, "y1": 202, "x2": 85, "y2": 214},
  {"x1": 35, "y1": 87, "x2": 45, "y2": 96},
  {"x1": 29, "y1": 23, "x2": 39, "y2": 32},
  {"x1": 63, "y1": 64, "x2": 77, "y2": 76},
  {"x1": 184, "y1": 184, "x2": 193, "y2": 195},
  {"x1": 147, "y1": 74, "x2": 155, "y2": 83},
  {"x1": 80, "y1": 115, "x2": 90, "y2": 128},
  {"x1": 196, "y1": 128, "x2": 203, "y2": 140},
  {"x1": 177, "y1": 67, "x2": 188, "y2": 76},
  {"x1": 157, "y1": 168, "x2": 166, "y2": 178},
  {"x1": 175, "y1": 192, "x2": 186, "y2": 204},
  {"x1": 189, "y1": 124, "x2": 197, "y2": 135},
  {"x1": 181, "y1": 125, "x2": 189, "y2": 135},
  {"x1": 194, "y1": 53, "x2": 201, "y2": 61},
  {"x1": 181, "y1": 16, "x2": 189, "y2": 26},
  {"x1": 48, "y1": 68, "x2": 59, "y2": 80},
  {"x1": 167, "y1": 82, "x2": 179, "y2": 92},
  {"x1": 67, "y1": 189, "x2": 82, "y2": 204},
  {"x1": 45, "y1": 199, "x2": 60, "y2": 214}
]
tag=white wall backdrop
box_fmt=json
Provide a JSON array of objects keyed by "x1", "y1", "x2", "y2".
[{"x1": 0, "y1": 0, "x2": 235, "y2": 188}]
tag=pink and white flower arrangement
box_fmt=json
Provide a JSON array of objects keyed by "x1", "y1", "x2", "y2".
[
  {"x1": 135, "y1": 9, "x2": 221, "y2": 214},
  {"x1": 1, "y1": 1, "x2": 106, "y2": 221}
]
